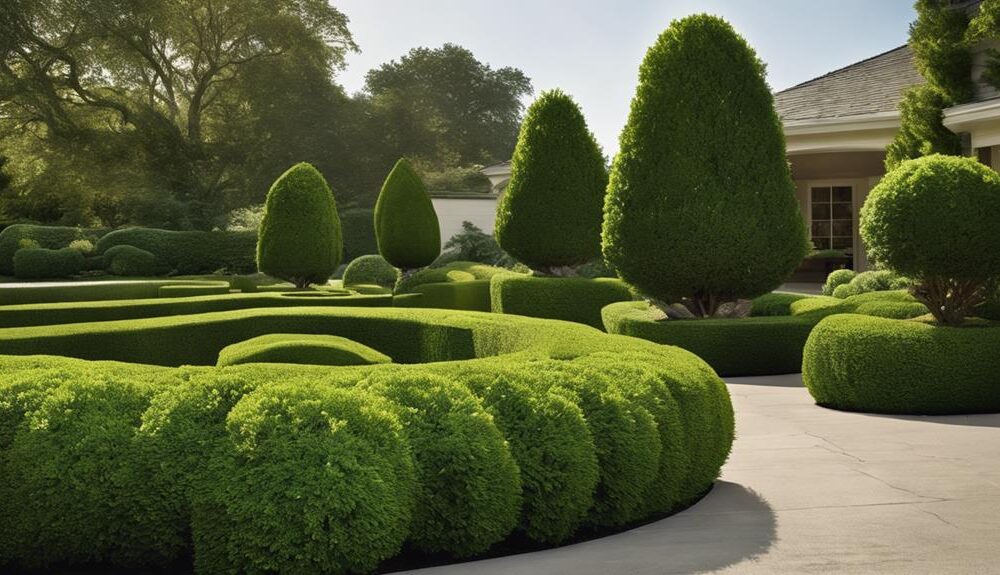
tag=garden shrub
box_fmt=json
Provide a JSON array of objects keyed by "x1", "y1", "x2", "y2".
[
  {"x1": 602, "y1": 14, "x2": 808, "y2": 317},
  {"x1": 257, "y1": 163, "x2": 343, "y2": 288},
  {"x1": 104, "y1": 244, "x2": 163, "y2": 276},
  {"x1": 860, "y1": 154, "x2": 1000, "y2": 325},
  {"x1": 375, "y1": 158, "x2": 440, "y2": 272},
  {"x1": 750, "y1": 292, "x2": 812, "y2": 316},
  {"x1": 790, "y1": 290, "x2": 928, "y2": 320},
  {"x1": 491, "y1": 274, "x2": 633, "y2": 329},
  {"x1": 67, "y1": 239, "x2": 94, "y2": 254},
  {"x1": 396, "y1": 260, "x2": 513, "y2": 293},
  {"x1": 0, "y1": 224, "x2": 105, "y2": 275},
  {"x1": 803, "y1": 314, "x2": 1000, "y2": 414},
  {"x1": 96, "y1": 228, "x2": 258, "y2": 275},
  {"x1": 409, "y1": 280, "x2": 493, "y2": 311},
  {"x1": 359, "y1": 372, "x2": 521, "y2": 556},
  {"x1": 340, "y1": 208, "x2": 378, "y2": 262},
  {"x1": 436, "y1": 221, "x2": 516, "y2": 268},
  {"x1": 217, "y1": 333, "x2": 392, "y2": 367},
  {"x1": 831, "y1": 269, "x2": 911, "y2": 299},
  {"x1": 201, "y1": 383, "x2": 416, "y2": 574},
  {"x1": 822, "y1": 269, "x2": 857, "y2": 296},
  {"x1": 603, "y1": 301, "x2": 819, "y2": 376},
  {"x1": 495, "y1": 90, "x2": 607, "y2": 273},
  {"x1": 342, "y1": 254, "x2": 399, "y2": 289},
  {"x1": 12, "y1": 247, "x2": 85, "y2": 279}
]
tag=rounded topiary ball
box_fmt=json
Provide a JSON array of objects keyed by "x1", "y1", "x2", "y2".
[
  {"x1": 105, "y1": 245, "x2": 162, "y2": 277},
  {"x1": 861, "y1": 154, "x2": 1000, "y2": 281},
  {"x1": 342, "y1": 255, "x2": 399, "y2": 289}
]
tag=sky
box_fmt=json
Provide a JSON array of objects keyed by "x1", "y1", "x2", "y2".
[{"x1": 335, "y1": 0, "x2": 916, "y2": 157}]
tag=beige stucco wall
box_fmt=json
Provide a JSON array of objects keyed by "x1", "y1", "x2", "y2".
[{"x1": 431, "y1": 196, "x2": 500, "y2": 246}]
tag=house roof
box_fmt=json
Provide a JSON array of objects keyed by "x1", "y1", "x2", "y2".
[{"x1": 774, "y1": 45, "x2": 924, "y2": 122}]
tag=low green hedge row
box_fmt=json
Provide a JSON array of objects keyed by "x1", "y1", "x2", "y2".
[
  {"x1": 0, "y1": 224, "x2": 106, "y2": 275},
  {"x1": 491, "y1": 275, "x2": 635, "y2": 329},
  {"x1": 12, "y1": 247, "x2": 85, "y2": 279},
  {"x1": 0, "y1": 291, "x2": 394, "y2": 328},
  {"x1": 396, "y1": 261, "x2": 514, "y2": 293},
  {"x1": 217, "y1": 333, "x2": 393, "y2": 367},
  {"x1": 95, "y1": 228, "x2": 257, "y2": 275},
  {"x1": 789, "y1": 290, "x2": 928, "y2": 320},
  {"x1": 0, "y1": 309, "x2": 734, "y2": 572},
  {"x1": 802, "y1": 314, "x2": 1000, "y2": 414},
  {"x1": 411, "y1": 279, "x2": 493, "y2": 311}
]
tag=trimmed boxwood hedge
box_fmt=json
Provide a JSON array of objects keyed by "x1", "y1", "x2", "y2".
[
  {"x1": 13, "y1": 247, "x2": 85, "y2": 279},
  {"x1": 410, "y1": 279, "x2": 493, "y2": 311},
  {"x1": 342, "y1": 254, "x2": 399, "y2": 289},
  {"x1": 789, "y1": 290, "x2": 928, "y2": 320},
  {"x1": 803, "y1": 314, "x2": 1000, "y2": 414},
  {"x1": 0, "y1": 224, "x2": 106, "y2": 275},
  {"x1": 491, "y1": 275, "x2": 634, "y2": 329},
  {"x1": 217, "y1": 333, "x2": 392, "y2": 367},
  {"x1": 0, "y1": 308, "x2": 734, "y2": 573},
  {"x1": 396, "y1": 261, "x2": 513, "y2": 294},
  {"x1": 104, "y1": 244, "x2": 164, "y2": 277},
  {"x1": 96, "y1": 228, "x2": 257, "y2": 275}
]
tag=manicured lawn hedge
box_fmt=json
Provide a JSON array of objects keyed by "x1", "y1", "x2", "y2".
[
  {"x1": 410, "y1": 279, "x2": 493, "y2": 311},
  {"x1": 603, "y1": 300, "x2": 819, "y2": 376},
  {"x1": 0, "y1": 224, "x2": 105, "y2": 275},
  {"x1": 802, "y1": 314, "x2": 1000, "y2": 414},
  {"x1": 789, "y1": 289, "x2": 928, "y2": 319},
  {"x1": 95, "y1": 228, "x2": 257, "y2": 275},
  {"x1": 0, "y1": 291, "x2": 393, "y2": 328},
  {"x1": 0, "y1": 279, "x2": 234, "y2": 305},
  {"x1": 217, "y1": 333, "x2": 392, "y2": 367},
  {"x1": 0, "y1": 308, "x2": 734, "y2": 573},
  {"x1": 491, "y1": 275, "x2": 634, "y2": 329}
]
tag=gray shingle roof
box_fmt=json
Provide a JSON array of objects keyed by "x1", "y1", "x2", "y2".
[{"x1": 774, "y1": 45, "x2": 924, "y2": 122}]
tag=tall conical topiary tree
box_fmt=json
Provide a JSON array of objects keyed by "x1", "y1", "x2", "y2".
[
  {"x1": 257, "y1": 162, "x2": 342, "y2": 288},
  {"x1": 603, "y1": 14, "x2": 808, "y2": 317},
  {"x1": 495, "y1": 90, "x2": 608, "y2": 275},
  {"x1": 375, "y1": 158, "x2": 440, "y2": 274}
]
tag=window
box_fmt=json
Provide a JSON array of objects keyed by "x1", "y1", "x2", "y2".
[{"x1": 810, "y1": 186, "x2": 853, "y2": 254}]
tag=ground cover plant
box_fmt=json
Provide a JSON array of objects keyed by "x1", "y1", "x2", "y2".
[{"x1": 0, "y1": 307, "x2": 735, "y2": 573}]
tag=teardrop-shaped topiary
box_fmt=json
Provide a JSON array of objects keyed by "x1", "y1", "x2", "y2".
[
  {"x1": 257, "y1": 163, "x2": 342, "y2": 288},
  {"x1": 495, "y1": 90, "x2": 608, "y2": 273},
  {"x1": 375, "y1": 158, "x2": 441, "y2": 271},
  {"x1": 603, "y1": 15, "x2": 808, "y2": 317}
]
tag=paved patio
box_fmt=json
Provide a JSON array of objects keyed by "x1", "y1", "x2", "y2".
[{"x1": 401, "y1": 374, "x2": 1000, "y2": 574}]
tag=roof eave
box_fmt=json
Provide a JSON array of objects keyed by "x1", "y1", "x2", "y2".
[
  {"x1": 942, "y1": 98, "x2": 1000, "y2": 132},
  {"x1": 782, "y1": 111, "x2": 901, "y2": 136}
]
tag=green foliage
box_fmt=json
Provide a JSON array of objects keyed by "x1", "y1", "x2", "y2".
[
  {"x1": 495, "y1": 90, "x2": 607, "y2": 272},
  {"x1": 750, "y1": 292, "x2": 812, "y2": 316},
  {"x1": 359, "y1": 372, "x2": 521, "y2": 556},
  {"x1": 910, "y1": 0, "x2": 974, "y2": 104},
  {"x1": 490, "y1": 275, "x2": 634, "y2": 329},
  {"x1": 103, "y1": 245, "x2": 163, "y2": 277},
  {"x1": 0, "y1": 224, "x2": 104, "y2": 275},
  {"x1": 223, "y1": 204, "x2": 265, "y2": 232},
  {"x1": 217, "y1": 333, "x2": 392, "y2": 367},
  {"x1": 12, "y1": 247, "x2": 85, "y2": 279},
  {"x1": 803, "y1": 314, "x2": 1000, "y2": 414},
  {"x1": 396, "y1": 260, "x2": 514, "y2": 293},
  {"x1": 257, "y1": 163, "x2": 343, "y2": 288},
  {"x1": 67, "y1": 239, "x2": 94, "y2": 254},
  {"x1": 340, "y1": 208, "x2": 378, "y2": 263},
  {"x1": 603, "y1": 300, "x2": 820, "y2": 377},
  {"x1": 342, "y1": 255, "x2": 399, "y2": 288},
  {"x1": 885, "y1": 86, "x2": 963, "y2": 170},
  {"x1": 861, "y1": 155, "x2": 1000, "y2": 324},
  {"x1": 829, "y1": 270, "x2": 911, "y2": 299},
  {"x1": 822, "y1": 269, "x2": 858, "y2": 296},
  {"x1": 436, "y1": 221, "x2": 517, "y2": 268},
  {"x1": 420, "y1": 164, "x2": 492, "y2": 195},
  {"x1": 156, "y1": 284, "x2": 231, "y2": 298},
  {"x1": 790, "y1": 290, "x2": 929, "y2": 320},
  {"x1": 968, "y1": 0, "x2": 1000, "y2": 90},
  {"x1": 96, "y1": 227, "x2": 257, "y2": 274},
  {"x1": 407, "y1": 280, "x2": 493, "y2": 312},
  {"x1": 375, "y1": 158, "x2": 441, "y2": 270},
  {"x1": 603, "y1": 15, "x2": 808, "y2": 315}
]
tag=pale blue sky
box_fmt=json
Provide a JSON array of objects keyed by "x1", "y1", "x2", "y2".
[{"x1": 336, "y1": 0, "x2": 916, "y2": 156}]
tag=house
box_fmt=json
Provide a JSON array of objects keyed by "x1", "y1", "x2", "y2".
[{"x1": 436, "y1": 32, "x2": 1000, "y2": 272}]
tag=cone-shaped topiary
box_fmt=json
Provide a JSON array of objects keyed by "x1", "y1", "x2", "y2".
[
  {"x1": 495, "y1": 90, "x2": 608, "y2": 274},
  {"x1": 375, "y1": 158, "x2": 440, "y2": 272},
  {"x1": 603, "y1": 15, "x2": 809, "y2": 317},
  {"x1": 256, "y1": 163, "x2": 342, "y2": 288}
]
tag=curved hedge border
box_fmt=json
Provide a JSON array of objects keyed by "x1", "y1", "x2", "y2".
[
  {"x1": 491, "y1": 275, "x2": 634, "y2": 329},
  {"x1": 0, "y1": 308, "x2": 734, "y2": 573},
  {"x1": 0, "y1": 291, "x2": 393, "y2": 328},
  {"x1": 603, "y1": 300, "x2": 817, "y2": 376},
  {"x1": 217, "y1": 333, "x2": 392, "y2": 367},
  {"x1": 802, "y1": 314, "x2": 1000, "y2": 414}
]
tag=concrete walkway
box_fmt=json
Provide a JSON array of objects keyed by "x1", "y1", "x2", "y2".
[{"x1": 400, "y1": 374, "x2": 1000, "y2": 574}]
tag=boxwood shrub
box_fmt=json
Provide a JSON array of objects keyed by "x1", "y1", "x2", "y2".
[
  {"x1": 342, "y1": 254, "x2": 399, "y2": 289},
  {"x1": 0, "y1": 224, "x2": 105, "y2": 275},
  {"x1": 822, "y1": 269, "x2": 856, "y2": 296},
  {"x1": 803, "y1": 314, "x2": 1000, "y2": 414},
  {"x1": 12, "y1": 247, "x2": 85, "y2": 279},
  {"x1": 0, "y1": 308, "x2": 735, "y2": 572},
  {"x1": 104, "y1": 244, "x2": 164, "y2": 276},
  {"x1": 217, "y1": 333, "x2": 392, "y2": 367},
  {"x1": 491, "y1": 275, "x2": 634, "y2": 329},
  {"x1": 96, "y1": 228, "x2": 258, "y2": 275}
]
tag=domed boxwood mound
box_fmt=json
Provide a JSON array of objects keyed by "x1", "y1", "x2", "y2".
[
  {"x1": 803, "y1": 314, "x2": 1000, "y2": 414},
  {"x1": 789, "y1": 290, "x2": 928, "y2": 320},
  {"x1": 104, "y1": 244, "x2": 164, "y2": 277},
  {"x1": 491, "y1": 274, "x2": 634, "y2": 329},
  {"x1": 217, "y1": 333, "x2": 392, "y2": 367},
  {"x1": 0, "y1": 308, "x2": 733, "y2": 572},
  {"x1": 13, "y1": 247, "x2": 85, "y2": 279},
  {"x1": 342, "y1": 255, "x2": 399, "y2": 289}
]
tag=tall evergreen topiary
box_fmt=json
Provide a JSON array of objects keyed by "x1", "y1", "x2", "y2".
[
  {"x1": 374, "y1": 158, "x2": 440, "y2": 273},
  {"x1": 603, "y1": 14, "x2": 808, "y2": 318},
  {"x1": 256, "y1": 163, "x2": 342, "y2": 288},
  {"x1": 495, "y1": 90, "x2": 608, "y2": 274}
]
